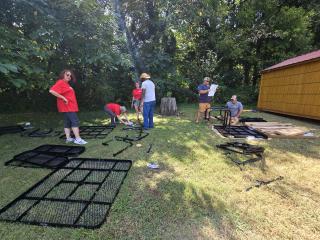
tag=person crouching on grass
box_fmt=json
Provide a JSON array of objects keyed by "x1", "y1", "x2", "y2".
[
  {"x1": 49, "y1": 69, "x2": 87, "y2": 145},
  {"x1": 132, "y1": 81, "x2": 142, "y2": 121},
  {"x1": 104, "y1": 103, "x2": 130, "y2": 126}
]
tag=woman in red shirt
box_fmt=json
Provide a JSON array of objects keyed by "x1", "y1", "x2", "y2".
[
  {"x1": 49, "y1": 69, "x2": 87, "y2": 145},
  {"x1": 132, "y1": 81, "x2": 142, "y2": 121}
]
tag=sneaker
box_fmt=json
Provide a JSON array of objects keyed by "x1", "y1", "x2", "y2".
[
  {"x1": 147, "y1": 162, "x2": 159, "y2": 169},
  {"x1": 73, "y1": 138, "x2": 87, "y2": 145},
  {"x1": 66, "y1": 137, "x2": 74, "y2": 143}
]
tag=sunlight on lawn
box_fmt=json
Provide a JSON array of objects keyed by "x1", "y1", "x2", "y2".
[{"x1": 0, "y1": 106, "x2": 319, "y2": 239}]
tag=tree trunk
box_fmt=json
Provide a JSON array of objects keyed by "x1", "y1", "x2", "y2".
[
  {"x1": 160, "y1": 97, "x2": 177, "y2": 116},
  {"x1": 243, "y1": 62, "x2": 251, "y2": 86},
  {"x1": 252, "y1": 39, "x2": 262, "y2": 87},
  {"x1": 252, "y1": 64, "x2": 259, "y2": 87},
  {"x1": 113, "y1": 0, "x2": 142, "y2": 77}
]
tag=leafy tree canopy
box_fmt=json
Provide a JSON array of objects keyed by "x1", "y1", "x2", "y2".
[{"x1": 0, "y1": 0, "x2": 318, "y2": 111}]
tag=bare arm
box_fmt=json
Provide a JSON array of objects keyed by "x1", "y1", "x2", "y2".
[
  {"x1": 235, "y1": 108, "x2": 243, "y2": 118},
  {"x1": 49, "y1": 90, "x2": 68, "y2": 104},
  {"x1": 123, "y1": 113, "x2": 129, "y2": 122},
  {"x1": 118, "y1": 113, "x2": 129, "y2": 125}
]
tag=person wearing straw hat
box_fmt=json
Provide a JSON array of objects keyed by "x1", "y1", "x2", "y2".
[
  {"x1": 140, "y1": 73, "x2": 156, "y2": 130},
  {"x1": 226, "y1": 95, "x2": 243, "y2": 124},
  {"x1": 104, "y1": 103, "x2": 130, "y2": 126}
]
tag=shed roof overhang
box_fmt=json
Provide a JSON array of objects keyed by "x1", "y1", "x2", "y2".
[{"x1": 262, "y1": 49, "x2": 320, "y2": 73}]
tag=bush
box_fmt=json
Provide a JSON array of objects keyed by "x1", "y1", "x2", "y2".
[{"x1": 215, "y1": 85, "x2": 259, "y2": 105}]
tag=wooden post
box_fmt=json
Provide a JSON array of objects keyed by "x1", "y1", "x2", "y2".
[{"x1": 160, "y1": 97, "x2": 178, "y2": 116}]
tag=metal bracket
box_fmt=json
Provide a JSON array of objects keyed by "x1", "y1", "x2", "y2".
[{"x1": 246, "y1": 176, "x2": 284, "y2": 191}]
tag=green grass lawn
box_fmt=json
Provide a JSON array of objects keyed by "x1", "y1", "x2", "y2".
[{"x1": 0, "y1": 104, "x2": 319, "y2": 240}]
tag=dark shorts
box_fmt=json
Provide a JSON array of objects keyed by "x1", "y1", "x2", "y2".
[
  {"x1": 133, "y1": 99, "x2": 141, "y2": 108},
  {"x1": 63, "y1": 112, "x2": 80, "y2": 128}
]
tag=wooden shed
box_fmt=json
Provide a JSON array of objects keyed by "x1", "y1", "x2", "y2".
[{"x1": 257, "y1": 50, "x2": 320, "y2": 120}]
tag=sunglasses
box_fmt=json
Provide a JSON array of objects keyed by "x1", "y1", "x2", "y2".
[{"x1": 65, "y1": 73, "x2": 71, "y2": 77}]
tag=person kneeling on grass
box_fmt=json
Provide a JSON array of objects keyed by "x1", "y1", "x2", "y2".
[
  {"x1": 226, "y1": 95, "x2": 243, "y2": 125},
  {"x1": 49, "y1": 69, "x2": 87, "y2": 145},
  {"x1": 104, "y1": 103, "x2": 130, "y2": 126}
]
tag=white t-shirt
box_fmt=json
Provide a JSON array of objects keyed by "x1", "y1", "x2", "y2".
[{"x1": 141, "y1": 79, "x2": 156, "y2": 102}]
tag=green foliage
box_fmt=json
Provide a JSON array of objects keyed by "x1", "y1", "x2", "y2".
[
  {"x1": 0, "y1": 108, "x2": 320, "y2": 239},
  {"x1": 215, "y1": 85, "x2": 259, "y2": 105},
  {"x1": 0, "y1": 0, "x2": 134, "y2": 111},
  {"x1": 9, "y1": 79, "x2": 27, "y2": 88},
  {"x1": 0, "y1": 63, "x2": 19, "y2": 74},
  {"x1": 0, "y1": 0, "x2": 319, "y2": 112}
]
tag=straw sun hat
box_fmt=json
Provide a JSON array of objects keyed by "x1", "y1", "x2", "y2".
[{"x1": 140, "y1": 73, "x2": 151, "y2": 79}]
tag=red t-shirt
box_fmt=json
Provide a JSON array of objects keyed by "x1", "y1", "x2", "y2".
[
  {"x1": 106, "y1": 103, "x2": 121, "y2": 116},
  {"x1": 50, "y1": 79, "x2": 79, "y2": 112},
  {"x1": 132, "y1": 88, "x2": 142, "y2": 100}
]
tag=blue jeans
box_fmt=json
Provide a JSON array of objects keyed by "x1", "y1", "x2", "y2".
[{"x1": 143, "y1": 101, "x2": 156, "y2": 129}]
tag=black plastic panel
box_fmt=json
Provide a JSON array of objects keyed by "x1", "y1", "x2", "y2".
[
  {"x1": 0, "y1": 125, "x2": 25, "y2": 135},
  {"x1": 0, "y1": 158, "x2": 132, "y2": 229},
  {"x1": 5, "y1": 145, "x2": 85, "y2": 168},
  {"x1": 60, "y1": 126, "x2": 114, "y2": 139},
  {"x1": 214, "y1": 125, "x2": 268, "y2": 139}
]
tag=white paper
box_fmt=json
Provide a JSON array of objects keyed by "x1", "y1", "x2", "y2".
[{"x1": 208, "y1": 84, "x2": 218, "y2": 97}]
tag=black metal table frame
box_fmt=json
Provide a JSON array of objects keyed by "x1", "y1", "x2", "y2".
[
  {"x1": 217, "y1": 142, "x2": 265, "y2": 167},
  {"x1": 102, "y1": 126, "x2": 149, "y2": 156}
]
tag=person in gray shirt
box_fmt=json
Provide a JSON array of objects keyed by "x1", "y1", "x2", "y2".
[
  {"x1": 226, "y1": 95, "x2": 243, "y2": 124},
  {"x1": 140, "y1": 73, "x2": 156, "y2": 130}
]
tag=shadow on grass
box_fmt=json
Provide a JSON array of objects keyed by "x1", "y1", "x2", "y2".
[
  {"x1": 265, "y1": 139, "x2": 320, "y2": 160},
  {"x1": 76, "y1": 111, "x2": 225, "y2": 164},
  {"x1": 0, "y1": 108, "x2": 319, "y2": 239},
  {"x1": 269, "y1": 180, "x2": 320, "y2": 204},
  {"x1": 109, "y1": 163, "x2": 240, "y2": 239}
]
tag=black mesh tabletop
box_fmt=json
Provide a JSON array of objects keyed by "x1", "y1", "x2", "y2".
[
  {"x1": 33, "y1": 144, "x2": 85, "y2": 157},
  {"x1": 0, "y1": 125, "x2": 25, "y2": 135},
  {"x1": 214, "y1": 125, "x2": 268, "y2": 139},
  {"x1": 0, "y1": 158, "x2": 132, "y2": 229},
  {"x1": 60, "y1": 126, "x2": 114, "y2": 139},
  {"x1": 5, "y1": 151, "x2": 68, "y2": 169},
  {"x1": 5, "y1": 145, "x2": 85, "y2": 169}
]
